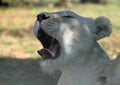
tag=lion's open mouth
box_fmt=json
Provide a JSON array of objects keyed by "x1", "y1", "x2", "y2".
[{"x1": 37, "y1": 28, "x2": 60, "y2": 60}]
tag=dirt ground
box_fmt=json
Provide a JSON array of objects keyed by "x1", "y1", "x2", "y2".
[{"x1": 0, "y1": 58, "x2": 60, "y2": 85}]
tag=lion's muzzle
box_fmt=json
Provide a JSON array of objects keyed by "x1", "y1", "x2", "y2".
[
  {"x1": 34, "y1": 13, "x2": 61, "y2": 60},
  {"x1": 37, "y1": 13, "x2": 50, "y2": 23}
]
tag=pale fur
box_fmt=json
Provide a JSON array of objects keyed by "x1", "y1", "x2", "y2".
[{"x1": 34, "y1": 11, "x2": 120, "y2": 85}]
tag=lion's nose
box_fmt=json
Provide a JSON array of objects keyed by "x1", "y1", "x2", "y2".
[{"x1": 37, "y1": 13, "x2": 50, "y2": 23}]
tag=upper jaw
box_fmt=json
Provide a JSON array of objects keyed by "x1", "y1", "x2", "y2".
[{"x1": 34, "y1": 12, "x2": 50, "y2": 36}]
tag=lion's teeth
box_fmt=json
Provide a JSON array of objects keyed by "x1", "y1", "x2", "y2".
[
  {"x1": 33, "y1": 20, "x2": 40, "y2": 36},
  {"x1": 49, "y1": 44, "x2": 59, "y2": 56}
]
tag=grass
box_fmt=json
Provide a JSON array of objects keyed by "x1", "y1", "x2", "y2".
[{"x1": 0, "y1": 1, "x2": 120, "y2": 59}]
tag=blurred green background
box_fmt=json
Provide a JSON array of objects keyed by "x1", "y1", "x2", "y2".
[{"x1": 0, "y1": 0, "x2": 120, "y2": 59}]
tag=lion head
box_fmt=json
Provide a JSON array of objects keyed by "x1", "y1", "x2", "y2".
[{"x1": 33, "y1": 11, "x2": 112, "y2": 73}]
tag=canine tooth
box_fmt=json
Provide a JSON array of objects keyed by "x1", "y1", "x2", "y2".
[{"x1": 33, "y1": 20, "x2": 40, "y2": 36}]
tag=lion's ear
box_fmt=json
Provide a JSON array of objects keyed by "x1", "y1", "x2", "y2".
[{"x1": 95, "y1": 16, "x2": 112, "y2": 40}]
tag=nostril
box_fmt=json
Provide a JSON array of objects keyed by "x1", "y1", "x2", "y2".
[
  {"x1": 41, "y1": 14, "x2": 50, "y2": 20},
  {"x1": 37, "y1": 13, "x2": 50, "y2": 22}
]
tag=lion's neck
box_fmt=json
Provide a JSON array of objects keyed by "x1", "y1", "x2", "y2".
[{"x1": 58, "y1": 43, "x2": 110, "y2": 85}]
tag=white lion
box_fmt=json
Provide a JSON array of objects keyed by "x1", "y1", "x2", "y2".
[{"x1": 34, "y1": 10, "x2": 120, "y2": 85}]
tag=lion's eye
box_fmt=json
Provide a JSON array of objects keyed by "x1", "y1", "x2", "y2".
[{"x1": 63, "y1": 15, "x2": 73, "y2": 18}]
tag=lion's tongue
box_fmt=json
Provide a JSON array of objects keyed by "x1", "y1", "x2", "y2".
[
  {"x1": 38, "y1": 48, "x2": 54, "y2": 60},
  {"x1": 37, "y1": 44, "x2": 59, "y2": 60}
]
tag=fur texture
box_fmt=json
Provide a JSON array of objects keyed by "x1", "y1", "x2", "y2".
[{"x1": 34, "y1": 11, "x2": 120, "y2": 85}]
